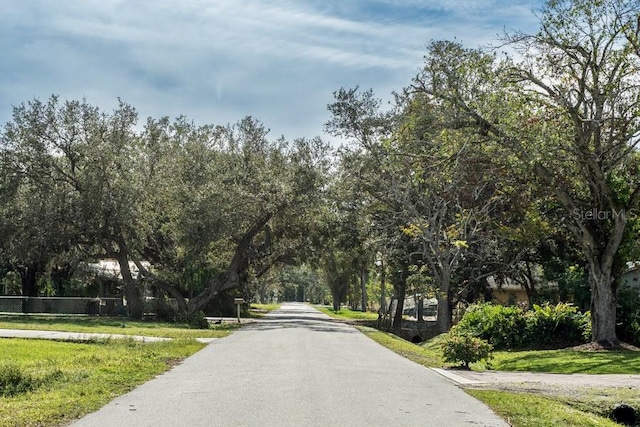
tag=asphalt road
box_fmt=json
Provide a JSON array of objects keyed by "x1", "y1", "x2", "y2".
[{"x1": 70, "y1": 303, "x2": 508, "y2": 427}]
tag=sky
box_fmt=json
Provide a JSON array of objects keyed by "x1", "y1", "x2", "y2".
[{"x1": 0, "y1": 0, "x2": 545, "y2": 142}]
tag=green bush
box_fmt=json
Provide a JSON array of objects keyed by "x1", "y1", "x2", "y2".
[
  {"x1": 455, "y1": 303, "x2": 527, "y2": 349},
  {"x1": 617, "y1": 286, "x2": 640, "y2": 347},
  {"x1": 441, "y1": 331, "x2": 493, "y2": 369},
  {"x1": 524, "y1": 303, "x2": 591, "y2": 347},
  {"x1": 0, "y1": 363, "x2": 34, "y2": 397},
  {"x1": 187, "y1": 310, "x2": 210, "y2": 329},
  {"x1": 455, "y1": 302, "x2": 590, "y2": 350},
  {"x1": 154, "y1": 296, "x2": 180, "y2": 323}
]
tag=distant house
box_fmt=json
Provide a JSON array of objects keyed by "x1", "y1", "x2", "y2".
[
  {"x1": 81, "y1": 259, "x2": 150, "y2": 297},
  {"x1": 486, "y1": 276, "x2": 559, "y2": 307},
  {"x1": 486, "y1": 276, "x2": 529, "y2": 306},
  {"x1": 621, "y1": 262, "x2": 640, "y2": 290}
]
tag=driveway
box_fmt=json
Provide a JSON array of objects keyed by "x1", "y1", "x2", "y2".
[
  {"x1": 70, "y1": 302, "x2": 507, "y2": 426},
  {"x1": 432, "y1": 368, "x2": 640, "y2": 389}
]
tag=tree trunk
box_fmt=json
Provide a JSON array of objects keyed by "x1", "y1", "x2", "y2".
[
  {"x1": 185, "y1": 212, "x2": 274, "y2": 316},
  {"x1": 436, "y1": 266, "x2": 453, "y2": 333},
  {"x1": 379, "y1": 258, "x2": 386, "y2": 314},
  {"x1": 360, "y1": 269, "x2": 368, "y2": 312},
  {"x1": 417, "y1": 297, "x2": 424, "y2": 323},
  {"x1": 19, "y1": 265, "x2": 40, "y2": 313},
  {"x1": 587, "y1": 260, "x2": 619, "y2": 347},
  {"x1": 392, "y1": 278, "x2": 406, "y2": 331},
  {"x1": 258, "y1": 282, "x2": 268, "y2": 304},
  {"x1": 577, "y1": 216, "x2": 625, "y2": 347},
  {"x1": 19, "y1": 266, "x2": 39, "y2": 297},
  {"x1": 115, "y1": 252, "x2": 144, "y2": 320}
]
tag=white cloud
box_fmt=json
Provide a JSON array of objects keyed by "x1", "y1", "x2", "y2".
[{"x1": 0, "y1": 0, "x2": 544, "y2": 140}]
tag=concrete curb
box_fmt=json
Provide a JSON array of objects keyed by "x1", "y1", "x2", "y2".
[{"x1": 430, "y1": 368, "x2": 483, "y2": 385}]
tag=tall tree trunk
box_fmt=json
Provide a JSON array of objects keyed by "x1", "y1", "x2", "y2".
[
  {"x1": 115, "y1": 251, "x2": 144, "y2": 320},
  {"x1": 578, "y1": 216, "x2": 625, "y2": 347},
  {"x1": 436, "y1": 266, "x2": 452, "y2": 333},
  {"x1": 392, "y1": 272, "x2": 407, "y2": 331},
  {"x1": 586, "y1": 254, "x2": 619, "y2": 347},
  {"x1": 19, "y1": 265, "x2": 40, "y2": 313},
  {"x1": 590, "y1": 274, "x2": 618, "y2": 347},
  {"x1": 416, "y1": 297, "x2": 424, "y2": 323},
  {"x1": 379, "y1": 258, "x2": 386, "y2": 314},
  {"x1": 19, "y1": 266, "x2": 39, "y2": 297},
  {"x1": 360, "y1": 269, "x2": 368, "y2": 312}
]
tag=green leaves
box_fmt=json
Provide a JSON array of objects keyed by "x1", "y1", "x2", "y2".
[
  {"x1": 1, "y1": 95, "x2": 331, "y2": 315},
  {"x1": 441, "y1": 332, "x2": 493, "y2": 369},
  {"x1": 454, "y1": 302, "x2": 591, "y2": 350}
]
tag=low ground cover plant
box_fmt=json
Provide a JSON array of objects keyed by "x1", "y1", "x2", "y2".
[{"x1": 316, "y1": 306, "x2": 379, "y2": 321}]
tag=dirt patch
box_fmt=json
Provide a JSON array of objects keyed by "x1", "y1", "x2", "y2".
[{"x1": 568, "y1": 341, "x2": 640, "y2": 351}]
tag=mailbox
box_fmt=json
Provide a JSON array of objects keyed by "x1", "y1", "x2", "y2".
[{"x1": 233, "y1": 298, "x2": 244, "y2": 322}]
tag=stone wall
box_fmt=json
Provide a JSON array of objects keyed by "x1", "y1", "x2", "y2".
[{"x1": 397, "y1": 320, "x2": 439, "y2": 343}]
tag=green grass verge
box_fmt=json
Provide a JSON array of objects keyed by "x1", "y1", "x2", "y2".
[
  {"x1": 247, "y1": 303, "x2": 281, "y2": 318},
  {"x1": 357, "y1": 326, "x2": 445, "y2": 367},
  {"x1": 486, "y1": 348, "x2": 640, "y2": 374},
  {"x1": 0, "y1": 315, "x2": 238, "y2": 339},
  {"x1": 0, "y1": 337, "x2": 205, "y2": 427},
  {"x1": 315, "y1": 306, "x2": 380, "y2": 321},
  {"x1": 250, "y1": 303, "x2": 280, "y2": 312},
  {"x1": 467, "y1": 390, "x2": 621, "y2": 427}
]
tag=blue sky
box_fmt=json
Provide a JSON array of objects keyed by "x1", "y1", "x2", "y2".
[{"x1": 0, "y1": 0, "x2": 544, "y2": 142}]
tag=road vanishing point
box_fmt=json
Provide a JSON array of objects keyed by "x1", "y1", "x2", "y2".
[{"x1": 71, "y1": 302, "x2": 508, "y2": 427}]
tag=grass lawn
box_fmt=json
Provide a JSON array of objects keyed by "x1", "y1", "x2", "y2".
[
  {"x1": 315, "y1": 305, "x2": 380, "y2": 321},
  {"x1": 250, "y1": 303, "x2": 280, "y2": 312},
  {"x1": 486, "y1": 348, "x2": 640, "y2": 374},
  {"x1": 0, "y1": 314, "x2": 238, "y2": 339},
  {"x1": 467, "y1": 389, "x2": 622, "y2": 427},
  {"x1": 358, "y1": 326, "x2": 445, "y2": 367},
  {"x1": 247, "y1": 303, "x2": 281, "y2": 318},
  {"x1": 0, "y1": 337, "x2": 205, "y2": 427}
]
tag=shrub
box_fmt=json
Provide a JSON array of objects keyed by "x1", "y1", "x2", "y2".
[
  {"x1": 154, "y1": 296, "x2": 179, "y2": 323},
  {"x1": 524, "y1": 303, "x2": 591, "y2": 347},
  {"x1": 617, "y1": 286, "x2": 640, "y2": 347},
  {"x1": 455, "y1": 302, "x2": 591, "y2": 350},
  {"x1": 188, "y1": 310, "x2": 210, "y2": 329},
  {"x1": 454, "y1": 303, "x2": 527, "y2": 349},
  {"x1": 0, "y1": 363, "x2": 35, "y2": 397},
  {"x1": 441, "y1": 331, "x2": 493, "y2": 369}
]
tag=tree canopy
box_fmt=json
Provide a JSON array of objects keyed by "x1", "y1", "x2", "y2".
[
  {"x1": 2, "y1": 0, "x2": 640, "y2": 347},
  {"x1": 0, "y1": 97, "x2": 330, "y2": 320}
]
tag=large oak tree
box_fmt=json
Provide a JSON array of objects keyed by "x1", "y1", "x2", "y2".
[{"x1": 412, "y1": 0, "x2": 640, "y2": 346}]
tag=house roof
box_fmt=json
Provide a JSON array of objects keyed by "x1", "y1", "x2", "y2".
[{"x1": 82, "y1": 259, "x2": 150, "y2": 280}]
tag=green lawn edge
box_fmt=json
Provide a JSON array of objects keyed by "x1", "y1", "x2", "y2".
[
  {"x1": 0, "y1": 338, "x2": 207, "y2": 427},
  {"x1": 0, "y1": 314, "x2": 238, "y2": 338}
]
